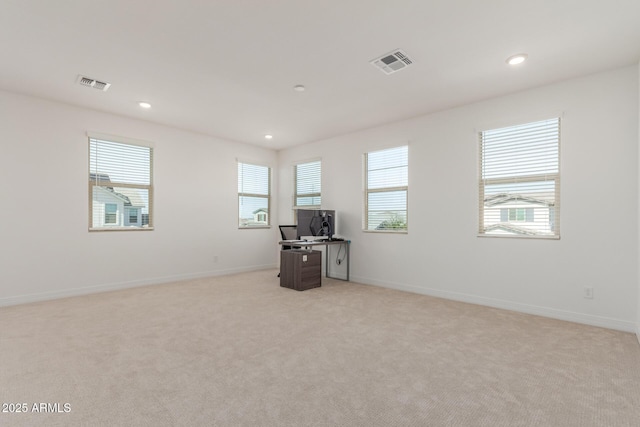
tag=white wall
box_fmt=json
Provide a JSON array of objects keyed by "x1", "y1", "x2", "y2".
[
  {"x1": 2, "y1": 66, "x2": 638, "y2": 332},
  {"x1": 0, "y1": 90, "x2": 279, "y2": 305},
  {"x1": 278, "y1": 65, "x2": 640, "y2": 332}
]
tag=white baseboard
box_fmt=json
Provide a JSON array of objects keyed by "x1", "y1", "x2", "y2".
[
  {"x1": 351, "y1": 274, "x2": 637, "y2": 333},
  {"x1": 0, "y1": 263, "x2": 276, "y2": 307}
]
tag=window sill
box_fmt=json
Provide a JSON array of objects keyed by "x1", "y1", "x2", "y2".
[
  {"x1": 477, "y1": 233, "x2": 560, "y2": 240},
  {"x1": 89, "y1": 227, "x2": 154, "y2": 232},
  {"x1": 362, "y1": 229, "x2": 408, "y2": 235}
]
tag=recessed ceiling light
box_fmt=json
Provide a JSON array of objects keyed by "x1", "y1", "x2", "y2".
[
  {"x1": 506, "y1": 54, "x2": 528, "y2": 66},
  {"x1": 293, "y1": 85, "x2": 305, "y2": 92},
  {"x1": 265, "y1": 134, "x2": 273, "y2": 140},
  {"x1": 139, "y1": 102, "x2": 151, "y2": 109}
]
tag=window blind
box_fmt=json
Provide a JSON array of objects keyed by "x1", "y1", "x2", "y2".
[
  {"x1": 238, "y1": 162, "x2": 271, "y2": 228},
  {"x1": 294, "y1": 160, "x2": 321, "y2": 209},
  {"x1": 89, "y1": 137, "x2": 153, "y2": 230},
  {"x1": 364, "y1": 145, "x2": 408, "y2": 231},
  {"x1": 479, "y1": 118, "x2": 560, "y2": 238}
]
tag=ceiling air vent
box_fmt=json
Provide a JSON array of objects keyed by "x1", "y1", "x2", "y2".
[
  {"x1": 77, "y1": 75, "x2": 111, "y2": 92},
  {"x1": 370, "y1": 49, "x2": 413, "y2": 75}
]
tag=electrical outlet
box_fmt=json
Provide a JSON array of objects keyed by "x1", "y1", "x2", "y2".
[
  {"x1": 303, "y1": 255, "x2": 308, "y2": 262},
  {"x1": 584, "y1": 287, "x2": 594, "y2": 299}
]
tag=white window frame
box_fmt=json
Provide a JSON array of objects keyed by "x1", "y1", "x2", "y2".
[
  {"x1": 478, "y1": 118, "x2": 560, "y2": 239},
  {"x1": 293, "y1": 159, "x2": 322, "y2": 211},
  {"x1": 238, "y1": 161, "x2": 271, "y2": 229},
  {"x1": 89, "y1": 134, "x2": 154, "y2": 232},
  {"x1": 363, "y1": 145, "x2": 409, "y2": 233}
]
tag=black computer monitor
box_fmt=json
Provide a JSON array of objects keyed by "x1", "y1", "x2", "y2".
[{"x1": 296, "y1": 209, "x2": 335, "y2": 240}]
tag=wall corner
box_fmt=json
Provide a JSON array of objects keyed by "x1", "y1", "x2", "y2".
[{"x1": 637, "y1": 60, "x2": 640, "y2": 347}]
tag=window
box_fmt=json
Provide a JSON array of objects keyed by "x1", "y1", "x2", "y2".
[
  {"x1": 502, "y1": 208, "x2": 534, "y2": 222},
  {"x1": 128, "y1": 208, "x2": 139, "y2": 224},
  {"x1": 479, "y1": 118, "x2": 560, "y2": 238},
  {"x1": 105, "y1": 203, "x2": 117, "y2": 225},
  {"x1": 238, "y1": 162, "x2": 271, "y2": 228},
  {"x1": 294, "y1": 160, "x2": 321, "y2": 209},
  {"x1": 364, "y1": 145, "x2": 408, "y2": 232},
  {"x1": 89, "y1": 136, "x2": 153, "y2": 231}
]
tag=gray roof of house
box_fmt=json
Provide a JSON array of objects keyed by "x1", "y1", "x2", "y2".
[
  {"x1": 484, "y1": 193, "x2": 554, "y2": 207},
  {"x1": 113, "y1": 187, "x2": 146, "y2": 207},
  {"x1": 484, "y1": 223, "x2": 540, "y2": 236}
]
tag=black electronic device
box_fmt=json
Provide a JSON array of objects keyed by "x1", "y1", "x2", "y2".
[{"x1": 296, "y1": 209, "x2": 335, "y2": 240}]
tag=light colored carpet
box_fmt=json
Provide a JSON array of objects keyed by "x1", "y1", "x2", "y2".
[{"x1": 1, "y1": 269, "x2": 639, "y2": 426}]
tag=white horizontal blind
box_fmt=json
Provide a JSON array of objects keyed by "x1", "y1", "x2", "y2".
[
  {"x1": 238, "y1": 162, "x2": 270, "y2": 228},
  {"x1": 365, "y1": 145, "x2": 408, "y2": 231},
  {"x1": 294, "y1": 160, "x2": 321, "y2": 209},
  {"x1": 89, "y1": 137, "x2": 153, "y2": 230},
  {"x1": 479, "y1": 118, "x2": 560, "y2": 238}
]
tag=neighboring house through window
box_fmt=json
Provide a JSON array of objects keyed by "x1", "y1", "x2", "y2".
[
  {"x1": 89, "y1": 135, "x2": 153, "y2": 231},
  {"x1": 479, "y1": 118, "x2": 560, "y2": 238},
  {"x1": 255, "y1": 209, "x2": 267, "y2": 223},
  {"x1": 238, "y1": 161, "x2": 271, "y2": 228},
  {"x1": 364, "y1": 145, "x2": 408, "y2": 232}
]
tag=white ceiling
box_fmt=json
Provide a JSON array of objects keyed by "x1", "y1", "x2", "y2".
[{"x1": 2, "y1": 1, "x2": 639, "y2": 150}]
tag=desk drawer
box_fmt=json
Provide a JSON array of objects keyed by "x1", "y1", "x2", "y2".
[{"x1": 280, "y1": 250, "x2": 321, "y2": 291}]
